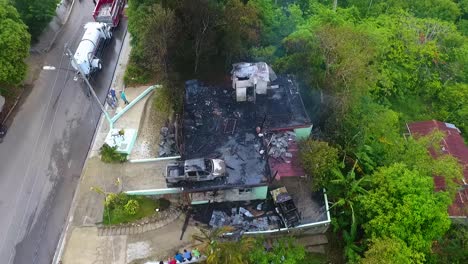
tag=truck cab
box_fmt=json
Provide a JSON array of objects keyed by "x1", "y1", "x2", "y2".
[
  {"x1": 165, "y1": 158, "x2": 226, "y2": 185},
  {"x1": 93, "y1": 0, "x2": 126, "y2": 28}
]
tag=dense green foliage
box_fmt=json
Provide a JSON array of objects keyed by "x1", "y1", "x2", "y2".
[
  {"x1": 249, "y1": 237, "x2": 306, "y2": 264},
  {"x1": 431, "y1": 224, "x2": 468, "y2": 263},
  {"x1": 361, "y1": 237, "x2": 421, "y2": 264},
  {"x1": 361, "y1": 164, "x2": 451, "y2": 257},
  {"x1": 127, "y1": 0, "x2": 467, "y2": 262},
  {"x1": 0, "y1": 0, "x2": 30, "y2": 92},
  {"x1": 127, "y1": 0, "x2": 262, "y2": 82},
  {"x1": 99, "y1": 143, "x2": 128, "y2": 163},
  {"x1": 298, "y1": 139, "x2": 339, "y2": 191},
  {"x1": 192, "y1": 230, "x2": 312, "y2": 264},
  {"x1": 12, "y1": 0, "x2": 60, "y2": 40}
]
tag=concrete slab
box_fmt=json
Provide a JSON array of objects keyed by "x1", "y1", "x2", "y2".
[
  {"x1": 126, "y1": 218, "x2": 201, "y2": 263},
  {"x1": 121, "y1": 160, "x2": 170, "y2": 192},
  {"x1": 104, "y1": 128, "x2": 138, "y2": 154},
  {"x1": 62, "y1": 227, "x2": 127, "y2": 264}
]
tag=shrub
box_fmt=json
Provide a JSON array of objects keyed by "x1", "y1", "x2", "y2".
[
  {"x1": 153, "y1": 86, "x2": 173, "y2": 114},
  {"x1": 99, "y1": 143, "x2": 128, "y2": 163},
  {"x1": 123, "y1": 61, "x2": 152, "y2": 86},
  {"x1": 124, "y1": 199, "x2": 140, "y2": 215},
  {"x1": 299, "y1": 139, "x2": 340, "y2": 191},
  {"x1": 104, "y1": 193, "x2": 128, "y2": 209},
  {"x1": 156, "y1": 198, "x2": 171, "y2": 211}
]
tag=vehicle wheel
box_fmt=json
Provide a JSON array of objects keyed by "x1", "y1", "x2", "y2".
[
  {"x1": 215, "y1": 177, "x2": 224, "y2": 183},
  {"x1": 178, "y1": 181, "x2": 187, "y2": 186}
]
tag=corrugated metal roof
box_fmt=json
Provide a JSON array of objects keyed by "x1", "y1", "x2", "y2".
[{"x1": 407, "y1": 120, "x2": 468, "y2": 218}]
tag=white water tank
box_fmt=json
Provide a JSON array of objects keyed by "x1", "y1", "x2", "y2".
[{"x1": 71, "y1": 22, "x2": 112, "y2": 75}]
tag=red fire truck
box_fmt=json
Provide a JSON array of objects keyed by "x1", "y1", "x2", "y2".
[{"x1": 92, "y1": 0, "x2": 127, "y2": 28}]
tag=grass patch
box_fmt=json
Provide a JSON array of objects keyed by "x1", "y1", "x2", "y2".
[
  {"x1": 102, "y1": 195, "x2": 170, "y2": 225},
  {"x1": 153, "y1": 87, "x2": 173, "y2": 119}
]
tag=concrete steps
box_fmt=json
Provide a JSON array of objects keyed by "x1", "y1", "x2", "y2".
[
  {"x1": 97, "y1": 207, "x2": 181, "y2": 236},
  {"x1": 297, "y1": 234, "x2": 328, "y2": 254}
]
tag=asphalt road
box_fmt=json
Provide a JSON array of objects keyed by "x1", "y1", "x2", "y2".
[{"x1": 0, "y1": 1, "x2": 127, "y2": 263}]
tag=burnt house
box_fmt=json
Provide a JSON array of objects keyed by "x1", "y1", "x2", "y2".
[{"x1": 125, "y1": 63, "x2": 331, "y2": 234}]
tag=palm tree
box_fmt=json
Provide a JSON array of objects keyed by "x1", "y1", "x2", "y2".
[
  {"x1": 192, "y1": 227, "x2": 255, "y2": 264},
  {"x1": 328, "y1": 161, "x2": 369, "y2": 261}
]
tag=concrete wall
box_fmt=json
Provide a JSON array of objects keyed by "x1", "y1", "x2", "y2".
[{"x1": 226, "y1": 220, "x2": 330, "y2": 237}]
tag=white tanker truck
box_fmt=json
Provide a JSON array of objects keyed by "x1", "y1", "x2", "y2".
[{"x1": 71, "y1": 22, "x2": 112, "y2": 76}]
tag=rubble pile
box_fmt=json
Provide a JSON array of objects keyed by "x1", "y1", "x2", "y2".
[
  {"x1": 209, "y1": 207, "x2": 280, "y2": 231},
  {"x1": 158, "y1": 126, "x2": 177, "y2": 157},
  {"x1": 267, "y1": 132, "x2": 295, "y2": 160}
]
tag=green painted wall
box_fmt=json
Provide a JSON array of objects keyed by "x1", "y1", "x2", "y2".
[
  {"x1": 253, "y1": 186, "x2": 268, "y2": 199},
  {"x1": 294, "y1": 125, "x2": 313, "y2": 140},
  {"x1": 126, "y1": 188, "x2": 182, "y2": 196}
]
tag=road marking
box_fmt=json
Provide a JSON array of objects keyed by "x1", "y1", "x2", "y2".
[{"x1": 1, "y1": 46, "x2": 69, "y2": 264}]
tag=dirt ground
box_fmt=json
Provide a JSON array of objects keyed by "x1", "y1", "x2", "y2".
[{"x1": 130, "y1": 91, "x2": 170, "y2": 159}]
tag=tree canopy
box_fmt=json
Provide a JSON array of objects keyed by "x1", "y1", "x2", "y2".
[
  {"x1": 12, "y1": 0, "x2": 59, "y2": 40},
  {"x1": 127, "y1": 1, "x2": 468, "y2": 262},
  {"x1": 0, "y1": 0, "x2": 30, "y2": 89},
  {"x1": 361, "y1": 163, "x2": 452, "y2": 256}
]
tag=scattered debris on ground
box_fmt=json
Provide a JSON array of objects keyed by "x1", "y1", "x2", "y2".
[
  {"x1": 158, "y1": 126, "x2": 177, "y2": 157},
  {"x1": 267, "y1": 131, "x2": 296, "y2": 160}
]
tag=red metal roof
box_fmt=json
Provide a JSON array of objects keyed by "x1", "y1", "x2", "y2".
[
  {"x1": 407, "y1": 120, "x2": 468, "y2": 218},
  {"x1": 269, "y1": 140, "x2": 306, "y2": 180}
]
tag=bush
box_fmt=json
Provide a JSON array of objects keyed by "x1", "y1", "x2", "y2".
[
  {"x1": 104, "y1": 193, "x2": 128, "y2": 209},
  {"x1": 153, "y1": 86, "x2": 173, "y2": 114},
  {"x1": 299, "y1": 139, "x2": 340, "y2": 191},
  {"x1": 124, "y1": 199, "x2": 140, "y2": 215},
  {"x1": 123, "y1": 60, "x2": 152, "y2": 86},
  {"x1": 99, "y1": 143, "x2": 128, "y2": 163},
  {"x1": 155, "y1": 198, "x2": 171, "y2": 211}
]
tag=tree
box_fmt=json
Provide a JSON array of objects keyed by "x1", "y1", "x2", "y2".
[
  {"x1": 328, "y1": 162, "x2": 369, "y2": 262},
  {"x1": 192, "y1": 227, "x2": 255, "y2": 264},
  {"x1": 346, "y1": 0, "x2": 460, "y2": 21},
  {"x1": 431, "y1": 224, "x2": 468, "y2": 264},
  {"x1": 12, "y1": 0, "x2": 59, "y2": 40},
  {"x1": 223, "y1": 0, "x2": 260, "y2": 64},
  {"x1": 361, "y1": 164, "x2": 452, "y2": 257},
  {"x1": 326, "y1": 97, "x2": 401, "y2": 172},
  {"x1": 0, "y1": 0, "x2": 30, "y2": 90},
  {"x1": 299, "y1": 139, "x2": 340, "y2": 191},
  {"x1": 127, "y1": 1, "x2": 177, "y2": 76},
  {"x1": 177, "y1": 0, "x2": 223, "y2": 74},
  {"x1": 361, "y1": 237, "x2": 424, "y2": 264},
  {"x1": 248, "y1": 237, "x2": 306, "y2": 264}
]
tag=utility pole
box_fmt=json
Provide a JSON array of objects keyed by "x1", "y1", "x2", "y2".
[{"x1": 65, "y1": 48, "x2": 113, "y2": 128}]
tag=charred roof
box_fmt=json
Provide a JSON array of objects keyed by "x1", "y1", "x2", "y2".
[{"x1": 181, "y1": 74, "x2": 310, "y2": 190}]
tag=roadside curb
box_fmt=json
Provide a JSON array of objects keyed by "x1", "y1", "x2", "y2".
[
  {"x1": 51, "y1": 113, "x2": 104, "y2": 264},
  {"x1": 44, "y1": 0, "x2": 76, "y2": 53},
  {"x1": 52, "y1": 23, "x2": 130, "y2": 264},
  {"x1": 0, "y1": 90, "x2": 25, "y2": 126}
]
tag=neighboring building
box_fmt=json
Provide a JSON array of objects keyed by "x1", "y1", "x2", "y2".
[
  {"x1": 407, "y1": 120, "x2": 468, "y2": 220},
  {"x1": 125, "y1": 63, "x2": 330, "y2": 235}
]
